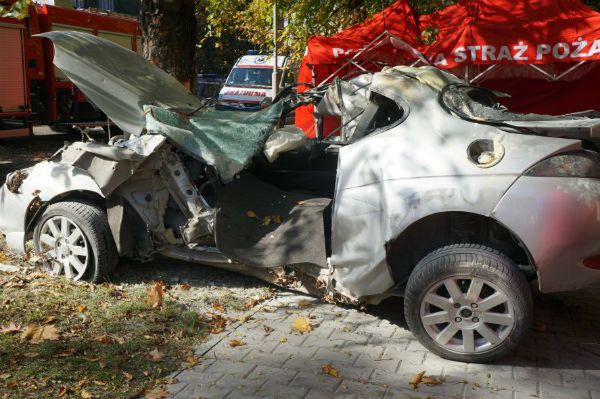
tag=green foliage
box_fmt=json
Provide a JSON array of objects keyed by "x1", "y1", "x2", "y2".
[
  {"x1": 0, "y1": 0, "x2": 30, "y2": 19},
  {"x1": 199, "y1": 0, "x2": 600, "y2": 67}
]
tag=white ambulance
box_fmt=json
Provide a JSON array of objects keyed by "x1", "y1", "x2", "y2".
[{"x1": 216, "y1": 54, "x2": 289, "y2": 112}]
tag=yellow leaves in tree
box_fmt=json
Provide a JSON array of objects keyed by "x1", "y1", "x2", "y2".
[
  {"x1": 321, "y1": 363, "x2": 339, "y2": 378},
  {"x1": 146, "y1": 282, "x2": 164, "y2": 308},
  {"x1": 291, "y1": 317, "x2": 312, "y2": 334},
  {"x1": 20, "y1": 324, "x2": 60, "y2": 344},
  {"x1": 246, "y1": 210, "x2": 258, "y2": 218}
]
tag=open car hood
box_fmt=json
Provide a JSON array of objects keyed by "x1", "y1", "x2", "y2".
[{"x1": 37, "y1": 31, "x2": 204, "y2": 136}]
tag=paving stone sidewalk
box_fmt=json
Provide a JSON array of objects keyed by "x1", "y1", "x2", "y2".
[{"x1": 165, "y1": 286, "x2": 600, "y2": 399}]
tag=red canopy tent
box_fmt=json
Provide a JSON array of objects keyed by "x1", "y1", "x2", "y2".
[
  {"x1": 418, "y1": 0, "x2": 600, "y2": 114},
  {"x1": 295, "y1": 0, "x2": 422, "y2": 137},
  {"x1": 295, "y1": 0, "x2": 600, "y2": 136}
]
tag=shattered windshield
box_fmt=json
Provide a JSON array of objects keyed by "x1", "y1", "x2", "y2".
[
  {"x1": 145, "y1": 102, "x2": 284, "y2": 182},
  {"x1": 226, "y1": 68, "x2": 273, "y2": 88}
]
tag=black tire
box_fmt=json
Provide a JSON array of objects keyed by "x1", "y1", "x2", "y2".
[
  {"x1": 33, "y1": 200, "x2": 117, "y2": 283},
  {"x1": 404, "y1": 244, "x2": 532, "y2": 363}
]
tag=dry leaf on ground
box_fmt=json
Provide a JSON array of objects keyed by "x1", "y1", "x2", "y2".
[
  {"x1": 410, "y1": 371, "x2": 425, "y2": 389},
  {"x1": 146, "y1": 348, "x2": 165, "y2": 362},
  {"x1": 122, "y1": 371, "x2": 134, "y2": 381},
  {"x1": 144, "y1": 387, "x2": 170, "y2": 399},
  {"x1": 184, "y1": 356, "x2": 200, "y2": 367},
  {"x1": 180, "y1": 284, "x2": 191, "y2": 291},
  {"x1": 228, "y1": 339, "x2": 246, "y2": 347},
  {"x1": 208, "y1": 314, "x2": 228, "y2": 334},
  {"x1": 211, "y1": 302, "x2": 225, "y2": 312},
  {"x1": 263, "y1": 325, "x2": 274, "y2": 335},
  {"x1": 80, "y1": 389, "x2": 92, "y2": 398},
  {"x1": 57, "y1": 387, "x2": 68, "y2": 397},
  {"x1": 322, "y1": 364, "x2": 340, "y2": 378},
  {"x1": 410, "y1": 370, "x2": 442, "y2": 389},
  {"x1": 146, "y1": 282, "x2": 164, "y2": 308},
  {"x1": 93, "y1": 335, "x2": 113, "y2": 344},
  {"x1": 291, "y1": 317, "x2": 312, "y2": 334},
  {"x1": 20, "y1": 324, "x2": 60, "y2": 344},
  {"x1": 0, "y1": 322, "x2": 21, "y2": 334}
]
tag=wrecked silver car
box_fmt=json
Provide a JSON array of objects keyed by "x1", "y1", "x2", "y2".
[{"x1": 2, "y1": 32, "x2": 600, "y2": 363}]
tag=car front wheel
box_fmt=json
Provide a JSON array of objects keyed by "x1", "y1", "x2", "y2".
[
  {"x1": 33, "y1": 200, "x2": 117, "y2": 283},
  {"x1": 404, "y1": 244, "x2": 532, "y2": 363}
]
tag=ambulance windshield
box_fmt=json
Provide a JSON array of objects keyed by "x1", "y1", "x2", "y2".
[{"x1": 226, "y1": 67, "x2": 273, "y2": 88}]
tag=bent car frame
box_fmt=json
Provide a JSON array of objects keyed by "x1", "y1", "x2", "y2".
[{"x1": 2, "y1": 32, "x2": 600, "y2": 363}]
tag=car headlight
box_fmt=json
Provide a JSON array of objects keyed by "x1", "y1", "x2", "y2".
[{"x1": 526, "y1": 150, "x2": 600, "y2": 178}]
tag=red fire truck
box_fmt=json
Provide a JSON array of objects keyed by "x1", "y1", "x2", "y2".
[{"x1": 0, "y1": 1, "x2": 140, "y2": 138}]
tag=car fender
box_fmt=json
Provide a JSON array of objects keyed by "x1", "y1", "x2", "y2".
[{"x1": 0, "y1": 161, "x2": 103, "y2": 254}]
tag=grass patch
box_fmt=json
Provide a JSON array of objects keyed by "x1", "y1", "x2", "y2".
[{"x1": 0, "y1": 270, "x2": 210, "y2": 399}]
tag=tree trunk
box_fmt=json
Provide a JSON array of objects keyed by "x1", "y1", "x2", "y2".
[{"x1": 140, "y1": 0, "x2": 197, "y2": 90}]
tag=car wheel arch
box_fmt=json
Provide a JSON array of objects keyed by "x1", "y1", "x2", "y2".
[
  {"x1": 385, "y1": 211, "x2": 536, "y2": 289},
  {"x1": 25, "y1": 190, "x2": 107, "y2": 240}
]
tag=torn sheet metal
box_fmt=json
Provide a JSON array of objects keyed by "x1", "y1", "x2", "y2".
[{"x1": 37, "y1": 31, "x2": 203, "y2": 136}]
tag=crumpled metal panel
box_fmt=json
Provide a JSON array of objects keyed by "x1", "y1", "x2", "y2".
[
  {"x1": 330, "y1": 69, "x2": 581, "y2": 299},
  {"x1": 37, "y1": 31, "x2": 203, "y2": 136}
]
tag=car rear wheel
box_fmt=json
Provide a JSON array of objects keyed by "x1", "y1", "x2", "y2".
[
  {"x1": 33, "y1": 200, "x2": 117, "y2": 283},
  {"x1": 404, "y1": 244, "x2": 532, "y2": 363}
]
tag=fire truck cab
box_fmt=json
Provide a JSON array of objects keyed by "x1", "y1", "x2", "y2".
[{"x1": 0, "y1": 1, "x2": 140, "y2": 138}]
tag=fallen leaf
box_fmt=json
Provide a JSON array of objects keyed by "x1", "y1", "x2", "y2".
[
  {"x1": 77, "y1": 304, "x2": 87, "y2": 313},
  {"x1": 5, "y1": 381, "x2": 18, "y2": 389},
  {"x1": 291, "y1": 317, "x2": 312, "y2": 334},
  {"x1": 80, "y1": 389, "x2": 92, "y2": 398},
  {"x1": 57, "y1": 387, "x2": 68, "y2": 397},
  {"x1": 421, "y1": 376, "x2": 443, "y2": 386},
  {"x1": 57, "y1": 348, "x2": 76, "y2": 357},
  {"x1": 246, "y1": 210, "x2": 258, "y2": 219},
  {"x1": 122, "y1": 371, "x2": 134, "y2": 381},
  {"x1": 239, "y1": 315, "x2": 252, "y2": 323},
  {"x1": 211, "y1": 302, "x2": 225, "y2": 312},
  {"x1": 410, "y1": 371, "x2": 426, "y2": 389},
  {"x1": 146, "y1": 348, "x2": 165, "y2": 362},
  {"x1": 93, "y1": 335, "x2": 113, "y2": 344},
  {"x1": 0, "y1": 322, "x2": 21, "y2": 334},
  {"x1": 322, "y1": 364, "x2": 339, "y2": 378},
  {"x1": 20, "y1": 324, "x2": 60, "y2": 344},
  {"x1": 144, "y1": 387, "x2": 170, "y2": 399},
  {"x1": 93, "y1": 380, "x2": 107, "y2": 386},
  {"x1": 180, "y1": 284, "x2": 191, "y2": 291},
  {"x1": 208, "y1": 314, "x2": 227, "y2": 334},
  {"x1": 184, "y1": 356, "x2": 200, "y2": 367},
  {"x1": 279, "y1": 336, "x2": 287, "y2": 343},
  {"x1": 146, "y1": 282, "x2": 164, "y2": 308},
  {"x1": 43, "y1": 316, "x2": 56, "y2": 325},
  {"x1": 263, "y1": 325, "x2": 274, "y2": 335},
  {"x1": 228, "y1": 339, "x2": 246, "y2": 347},
  {"x1": 23, "y1": 352, "x2": 40, "y2": 358}
]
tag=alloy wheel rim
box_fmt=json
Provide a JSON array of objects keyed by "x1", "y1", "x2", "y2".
[
  {"x1": 419, "y1": 275, "x2": 515, "y2": 354},
  {"x1": 38, "y1": 216, "x2": 90, "y2": 280}
]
